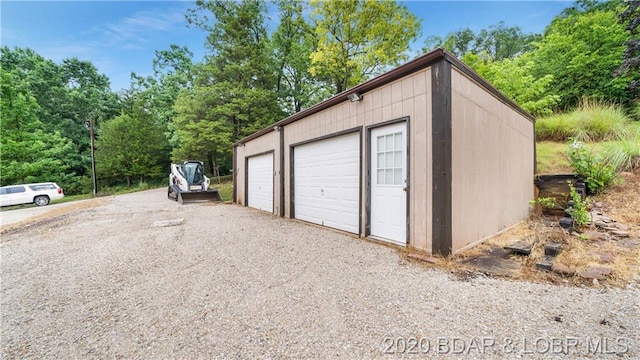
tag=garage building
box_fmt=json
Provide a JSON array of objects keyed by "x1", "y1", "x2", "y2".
[{"x1": 233, "y1": 49, "x2": 534, "y2": 255}]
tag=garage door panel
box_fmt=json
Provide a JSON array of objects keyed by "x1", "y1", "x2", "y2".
[
  {"x1": 294, "y1": 132, "x2": 360, "y2": 234},
  {"x1": 247, "y1": 153, "x2": 274, "y2": 212}
]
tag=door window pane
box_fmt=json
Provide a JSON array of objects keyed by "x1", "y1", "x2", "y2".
[
  {"x1": 375, "y1": 131, "x2": 404, "y2": 186},
  {"x1": 394, "y1": 169, "x2": 402, "y2": 185},
  {"x1": 385, "y1": 134, "x2": 393, "y2": 151},
  {"x1": 385, "y1": 169, "x2": 393, "y2": 184}
]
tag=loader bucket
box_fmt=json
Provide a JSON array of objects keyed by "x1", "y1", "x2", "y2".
[{"x1": 178, "y1": 190, "x2": 222, "y2": 204}]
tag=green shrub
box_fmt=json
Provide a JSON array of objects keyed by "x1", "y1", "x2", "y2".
[
  {"x1": 602, "y1": 130, "x2": 640, "y2": 172},
  {"x1": 566, "y1": 182, "x2": 590, "y2": 228},
  {"x1": 536, "y1": 99, "x2": 630, "y2": 141},
  {"x1": 568, "y1": 141, "x2": 617, "y2": 193}
]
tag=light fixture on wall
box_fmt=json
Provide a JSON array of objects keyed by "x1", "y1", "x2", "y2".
[{"x1": 348, "y1": 92, "x2": 363, "y2": 102}]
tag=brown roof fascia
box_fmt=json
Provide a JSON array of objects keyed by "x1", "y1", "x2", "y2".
[
  {"x1": 234, "y1": 48, "x2": 533, "y2": 146},
  {"x1": 234, "y1": 49, "x2": 446, "y2": 146}
]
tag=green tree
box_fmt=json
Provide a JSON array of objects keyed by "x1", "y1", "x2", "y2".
[
  {"x1": 0, "y1": 47, "x2": 119, "y2": 191},
  {"x1": 180, "y1": 0, "x2": 283, "y2": 174},
  {"x1": 309, "y1": 0, "x2": 420, "y2": 93},
  {"x1": 130, "y1": 45, "x2": 194, "y2": 144},
  {"x1": 616, "y1": 0, "x2": 640, "y2": 97},
  {"x1": 421, "y1": 28, "x2": 475, "y2": 58},
  {"x1": 272, "y1": 0, "x2": 330, "y2": 113},
  {"x1": 95, "y1": 112, "x2": 166, "y2": 187},
  {"x1": 532, "y1": 3, "x2": 636, "y2": 108},
  {"x1": 96, "y1": 112, "x2": 164, "y2": 187},
  {"x1": 0, "y1": 69, "x2": 76, "y2": 187},
  {"x1": 474, "y1": 21, "x2": 538, "y2": 60},
  {"x1": 462, "y1": 53, "x2": 559, "y2": 117},
  {"x1": 421, "y1": 23, "x2": 538, "y2": 60}
]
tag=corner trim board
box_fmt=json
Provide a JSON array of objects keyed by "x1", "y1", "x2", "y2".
[{"x1": 431, "y1": 59, "x2": 453, "y2": 256}]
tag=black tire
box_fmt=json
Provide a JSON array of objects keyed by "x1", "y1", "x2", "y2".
[{"x1": 34, "y1": 195, "x2": 50, "y2": 206}]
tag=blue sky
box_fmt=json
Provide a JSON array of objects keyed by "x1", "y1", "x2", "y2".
[{"x1": 1, "y1": 1, "x2": 571, "y2": 92}]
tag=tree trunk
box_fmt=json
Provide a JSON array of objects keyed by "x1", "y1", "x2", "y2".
[{"x1": 127, "y1": 176, "x2": 132, "y2": 188}]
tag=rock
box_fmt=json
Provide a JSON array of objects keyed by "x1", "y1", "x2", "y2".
[
  {"x1": 577, "y1": 266, "x2": 612, "y2": 280},
  {"x1": 551, "y1": 263, "x2": 576, "y2": 276},
  {"x1": 582, "y1": 231, "x2": 604, "y2": 241},
  {"x1": 589, "y1": 251, "x2": 615, "y2": 263},
  {"x1": 150, "y1": 219, "x2": 184, "y2": 228},
  {"x1": 559, "y1": 217, "x2": 573, "y2": 229},
  {"x1": 536, "y1": 255, "x2": 554, "y2": 272},
  {"x1": 613, "y1": 223, "x2": 629, "y2": 230},
  {"x1": 611, "y1": 230, "x2": 629, "y2": 238},
  {"x1": 593, "y1": 278, "x2": 599, "y2": 286},
  {"x1": 504, "y1": 240, "x2": 532, "y2": 255},
  {"x1": 544, "y1": 242, "x2": 562, "y2": 257}
]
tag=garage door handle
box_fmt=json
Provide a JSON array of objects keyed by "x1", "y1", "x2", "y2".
[{"x1": 403, "y1": 186, "x2": 407, "y2": 192}]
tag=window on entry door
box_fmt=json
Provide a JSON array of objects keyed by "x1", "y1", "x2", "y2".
[{"x1": 376, "y1": 132, "x2": 403, "y2": 185}]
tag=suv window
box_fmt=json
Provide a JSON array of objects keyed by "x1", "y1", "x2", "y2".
[
  {"x1": 8, "y1": 186, "x2": 26, "y2": 194},
  {"x1": 28, "y1": 184, "x2": 56, "y2": 191}
]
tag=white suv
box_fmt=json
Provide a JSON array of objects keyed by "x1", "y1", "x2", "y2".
[{"x1": 0, "y1": 183, "x2": 65, "y2": 207}]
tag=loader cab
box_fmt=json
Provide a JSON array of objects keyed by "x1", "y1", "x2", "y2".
[{"x1": 178, "y1": 161, "x2": 206, "y2": 185}]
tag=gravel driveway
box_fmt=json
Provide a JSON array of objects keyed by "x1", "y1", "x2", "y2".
[{"x1": 1, "y1": 188, "x2": 638, "y2": 359}]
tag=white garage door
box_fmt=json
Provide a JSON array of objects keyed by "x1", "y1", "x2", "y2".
[
  {"x1": 294, "y1": 132, "x2": 360, "y2": 233},
  {"x1": 247, "y1": 153, "x2": 273, "y2": 212}
]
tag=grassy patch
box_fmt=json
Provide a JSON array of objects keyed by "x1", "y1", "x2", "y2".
[
  {"x1": 214, "y1": 180, "x2": 233, "y2": 202},
  {"x1": 601, "y1": 129, "x2": 640, "y2": 172},
  {"x1": 536, "y1": 141, "x2": 573, "y2": 174},
  {"x1": 536, "y1": 99, "x2": 631, "y2": 142}
]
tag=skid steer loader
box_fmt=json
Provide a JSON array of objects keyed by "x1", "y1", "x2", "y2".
[{"x1": 168, "y1": 161, "x2": 222, "y2": 204}]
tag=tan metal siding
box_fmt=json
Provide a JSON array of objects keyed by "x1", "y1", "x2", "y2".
[
  {"x1": 281, "y1": 68, "x2": 432, "y2": 251},
  {"x1": 450, "y1": 68, "x2": 534, "y2": 253},
  {"x1": 234, "y1": 131, "x2": 280, "y2": 215}
]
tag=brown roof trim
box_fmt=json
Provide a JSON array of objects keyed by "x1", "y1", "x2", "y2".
[{"x1": 234, "y1": 48, "x2": 533, "y2": 146}]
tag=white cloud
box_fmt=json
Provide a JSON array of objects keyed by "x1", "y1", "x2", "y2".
[{"x1": 89, "y1": 5, "x2": 189, "y2": 49}]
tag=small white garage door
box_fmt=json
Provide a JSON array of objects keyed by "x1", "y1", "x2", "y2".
[
  {"x1": 247, "y1": 153, "x2": 273, "y2": 212},
  {"x1": 294, "y1": 132, "x2": 360, "y2": 233}
]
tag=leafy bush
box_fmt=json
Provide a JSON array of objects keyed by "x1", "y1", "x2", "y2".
[
  {"x1": 536, "y1": 99, "x2": 631, "y2": 141},
  {"x1": 602, "y1": 130, "x2": 640, "y2": 172},
  {"x1": 568, "y1": 141, "x2": 617, "y2": 194},
  {"x1": 566, "y1": 182, "x2": 590, "y2": 228}
]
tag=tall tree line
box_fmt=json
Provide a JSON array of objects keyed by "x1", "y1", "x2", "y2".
[
  {"x1": 426, "y1": 0, "x2": 639, "y2": 116},
  {"x1": 1, "y1": 0, "x2": 638, "y2": 194}
]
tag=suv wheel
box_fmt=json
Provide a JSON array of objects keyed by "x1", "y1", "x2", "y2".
[{"x1": 34, "y1": 195, "x2": 50, "y2": 206}]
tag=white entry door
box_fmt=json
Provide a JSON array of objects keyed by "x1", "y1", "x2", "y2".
[
  {"x1": 370, "y1": 122, "x2": 407, "y2": 245},
  {"x1": 294, "y1": 132, "x2": 360, "y2": 233},
  {"x1": 247, "y1": 153, "x2": 274, "y2": 212}
]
